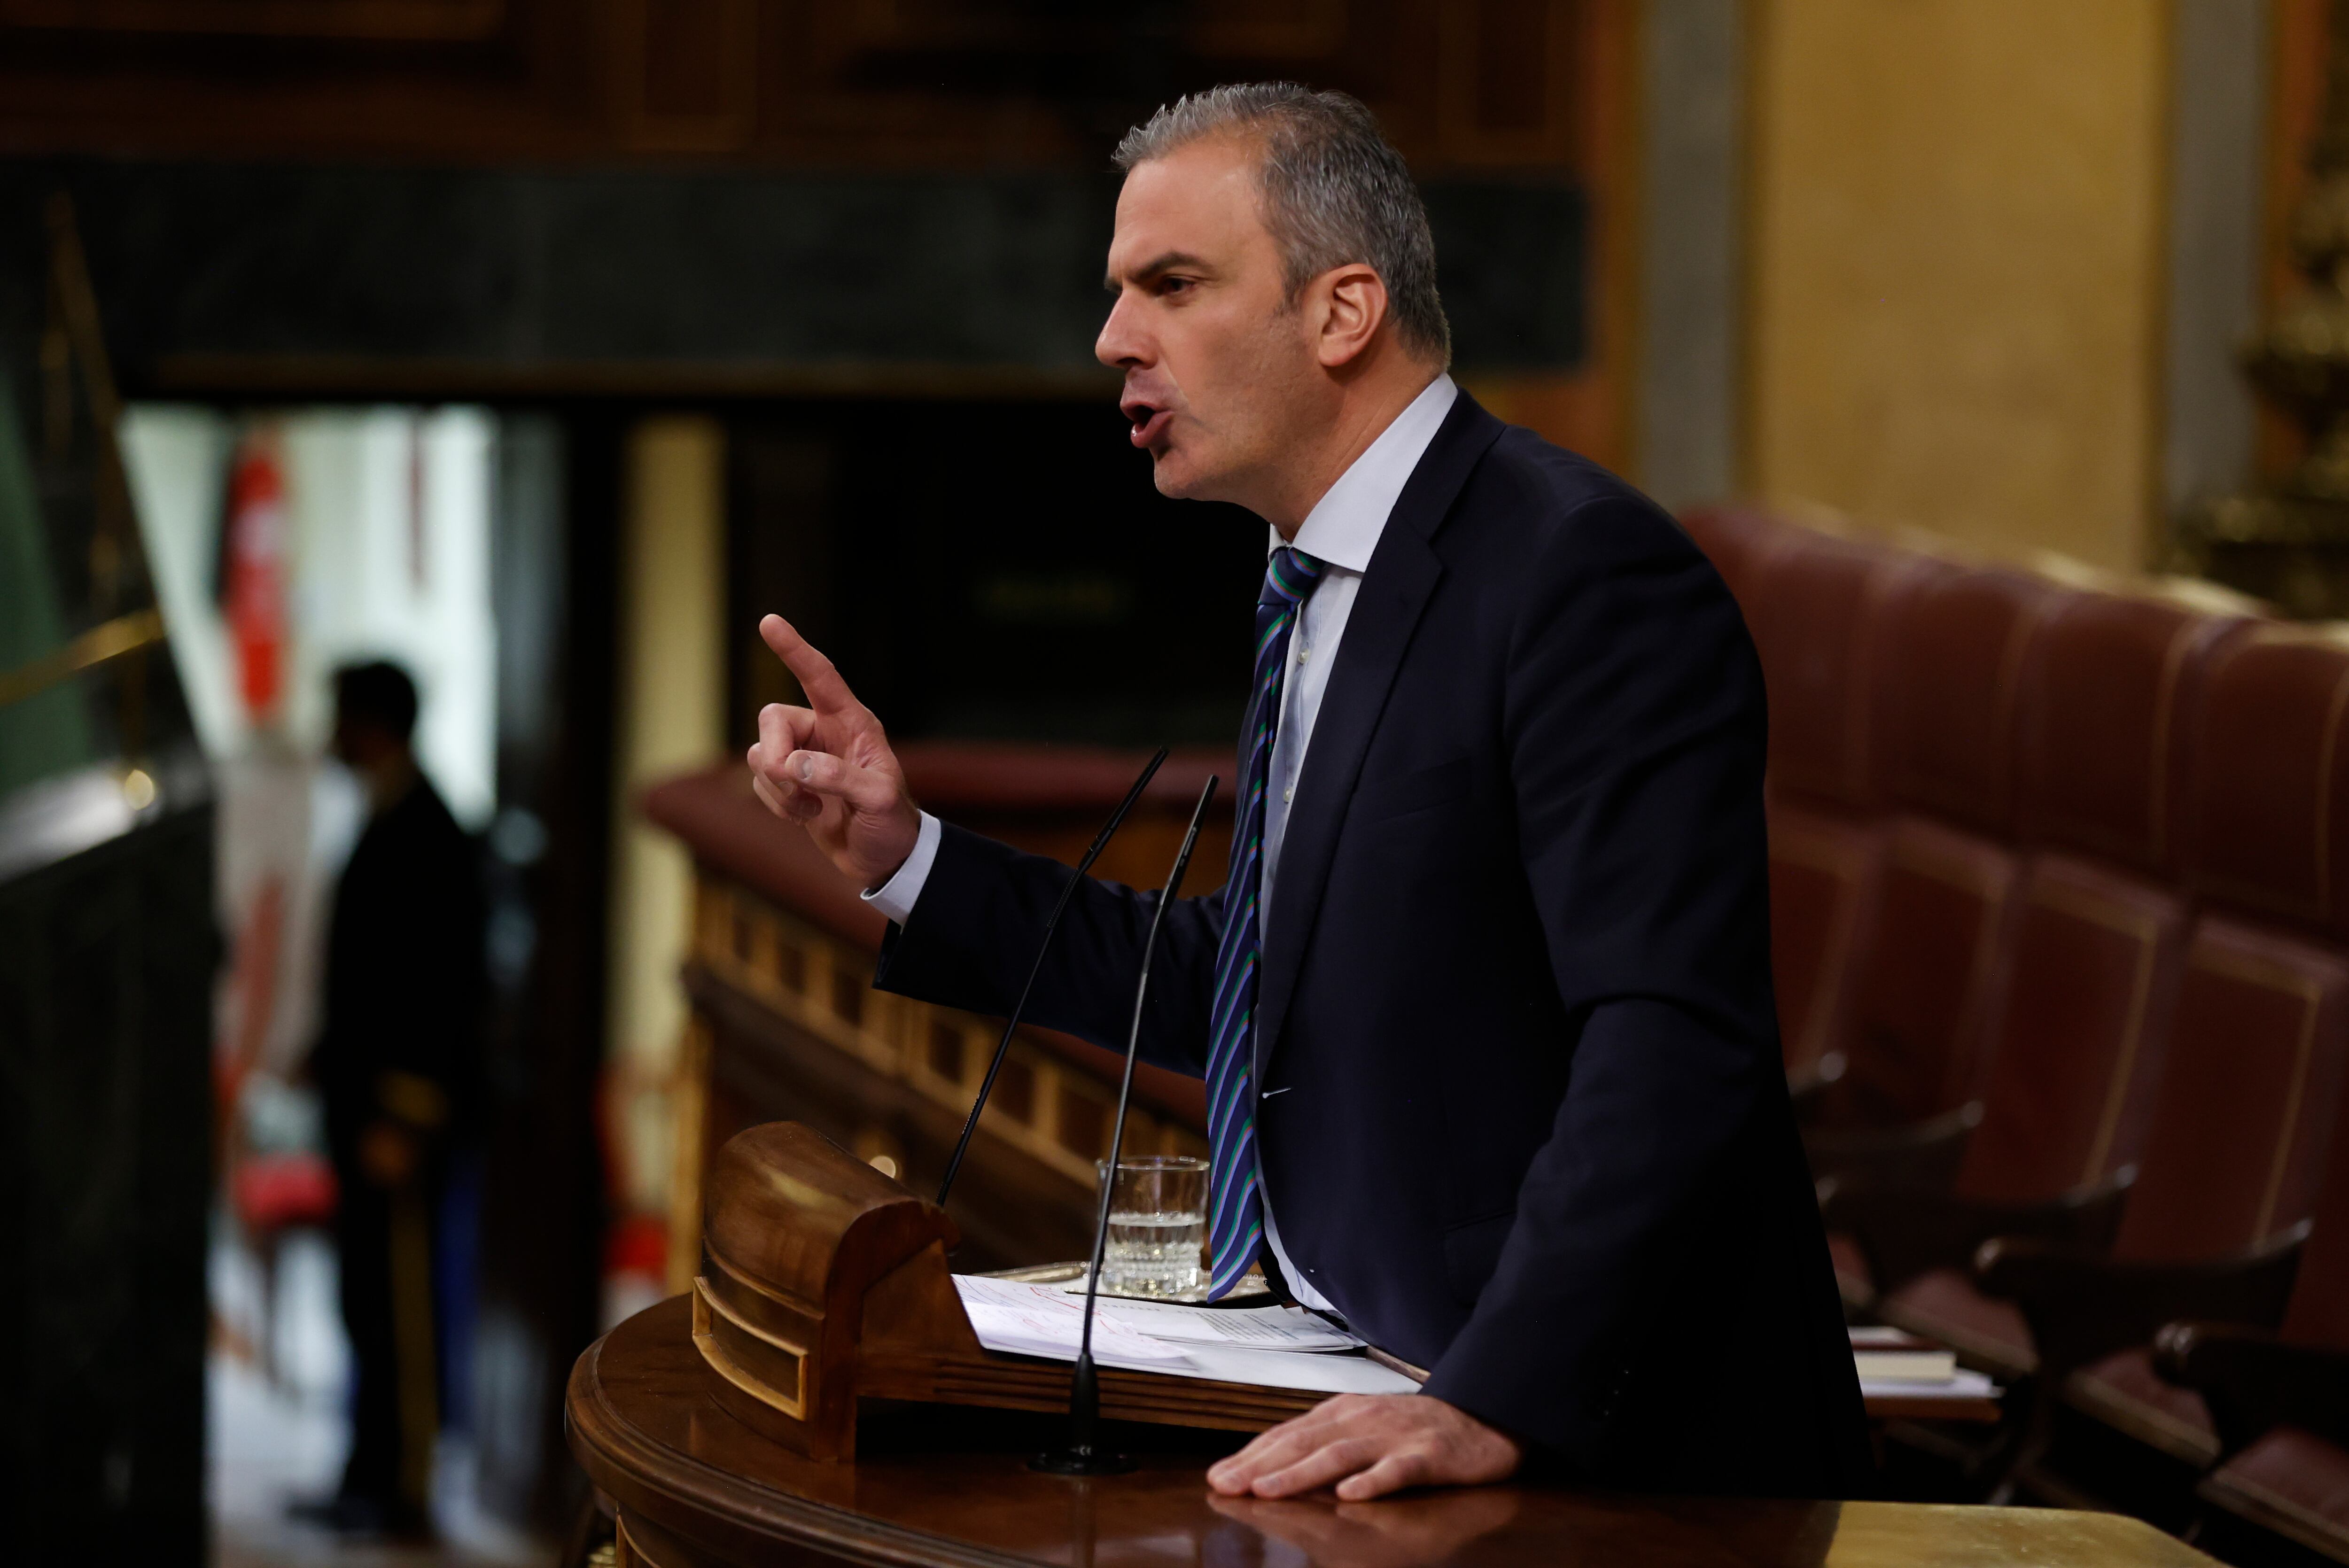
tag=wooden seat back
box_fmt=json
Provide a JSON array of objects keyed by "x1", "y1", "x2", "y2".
[
  {"x1": 2108, "y1": 631, "x2": 2349, "y2": 1264},
  {"x1": 1834, "y1": 566, "x2": 2069, "y2": 1124},
  {"x1": 1948, "y1": 590, "x2": 2247, "y2": 1208},
  {"x1": 2021, "y1": 588, "x2": 2250, "y2": 880},
  {"x1": 1744, "y1": 528, "x2": 1942, "y2": 1081}
]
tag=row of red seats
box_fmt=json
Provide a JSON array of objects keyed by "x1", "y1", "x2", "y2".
[{"x1": 1684, "y1": 506, "x2": 2349, "y2": 1559}]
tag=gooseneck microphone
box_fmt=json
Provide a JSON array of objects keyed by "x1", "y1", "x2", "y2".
[
  {"x1": 1032, "y1": 772, "x2": 1219, "y2": 1477},
  {"x1": 933, "y1": 746, "x2": 1169, "y2": 1208}
]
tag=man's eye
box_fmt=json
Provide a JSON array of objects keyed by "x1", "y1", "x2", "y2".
[{"x1": 1158, "y1": 276, "x2": 1193, "y2": 296}]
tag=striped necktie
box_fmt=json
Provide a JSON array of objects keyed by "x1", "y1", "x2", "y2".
[{"x1": 1204, "y1": 544, "x2": 1325, "y2": 1299}]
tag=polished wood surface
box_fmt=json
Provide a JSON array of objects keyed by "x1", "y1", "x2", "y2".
[{"x1": 572, "y1": 1297, "x2": 2214, "y2": 1568}]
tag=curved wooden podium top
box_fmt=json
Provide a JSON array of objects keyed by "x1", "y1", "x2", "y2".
[{"x1": 569, "y1": 1298, "x2": 2215, "y2": 1568}]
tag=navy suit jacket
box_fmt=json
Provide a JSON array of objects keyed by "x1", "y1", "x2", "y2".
[{"x1": 875, "y1": 393, "x2": 1873, "y2": 1495}]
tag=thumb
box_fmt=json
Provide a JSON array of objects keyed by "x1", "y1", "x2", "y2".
[{"x1": 784, "y1": 748, "x2": 902, "y2": 817}]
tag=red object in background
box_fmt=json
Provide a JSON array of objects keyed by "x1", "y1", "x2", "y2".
[
  {"x1": 604, "y1": 1211, "x2": 669, "y2": 1281},
  {"x1": 233, "y1": 1151, "x2": 337, "y2": 1233},
  {"x1": 225, "y1": 428, "x2": 290, "y2": 722}
]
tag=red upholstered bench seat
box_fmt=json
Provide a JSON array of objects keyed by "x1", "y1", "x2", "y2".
[
  {"x1": 1876, "y1": 1267, "x2": 2035, "y2": 1381},
  {"x1": 2066, "y1": 1348, "x2": 2219, "y2": 1469},
  {"x1": 2201, "y1": 1427, "x2": 2349, "y2": 1562},
  {"x1": 1682, "y1": 506, "x2": 2349, "y2": 1532}
]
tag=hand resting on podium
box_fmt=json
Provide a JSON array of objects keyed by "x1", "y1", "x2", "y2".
[
  {"x1": 747, "y1": 613, "x2": 1527, "y2": 1500},
  {"x1": 1206, "y1": 1392, "x2": 1521, "y2": 1501}
]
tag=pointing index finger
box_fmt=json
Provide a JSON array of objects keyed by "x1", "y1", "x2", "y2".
[{"x1": 760, "y1": 614, "x2": 863, "y2": 716}]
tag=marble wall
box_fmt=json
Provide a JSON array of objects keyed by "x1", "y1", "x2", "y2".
[{"x1": 1744, "y1": 0, "x2": 2173, "y2": 571}]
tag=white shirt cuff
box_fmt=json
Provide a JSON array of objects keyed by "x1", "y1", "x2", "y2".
[{"x1": 862, "y1": 811, "x2": 941, "y2": 926}]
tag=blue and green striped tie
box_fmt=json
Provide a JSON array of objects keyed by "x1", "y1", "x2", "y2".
[{"x1": 1204, "y1": 545, "x2": 1324, "y2": 1299}]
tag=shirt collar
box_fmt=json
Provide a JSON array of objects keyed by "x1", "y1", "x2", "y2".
[{"x1": 1271, "y1": 374, "x2": 1458, "y2": 574}]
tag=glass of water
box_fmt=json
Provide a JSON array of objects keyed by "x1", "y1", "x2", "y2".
[{"x1": 1096, "y1": 1154, "x2": 1208, "y2": 1299}]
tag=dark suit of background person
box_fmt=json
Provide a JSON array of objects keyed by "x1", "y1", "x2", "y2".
[
  {"x1": 871, "y1": 390, "x2": 1873, "y2": 1497},
  {"x1": 308, "y1": 665, "x2": 487, "y2": 1533}
]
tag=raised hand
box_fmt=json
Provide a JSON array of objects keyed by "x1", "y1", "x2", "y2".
[{"x1": 746, "y1": 615, "x2": 922, "y2": 891}]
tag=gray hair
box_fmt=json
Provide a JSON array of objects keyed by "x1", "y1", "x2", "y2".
[{"x1": 1114, "y1": 83, "x2": 1451, "y2": 368}]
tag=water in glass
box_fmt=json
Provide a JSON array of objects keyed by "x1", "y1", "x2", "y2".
[{"x1": 1097, "y1": 1154, "x2": 1208, "y2": 1299}]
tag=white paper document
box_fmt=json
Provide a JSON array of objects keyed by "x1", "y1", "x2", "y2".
[
  {"x1": 952, "y1": 1276, "x2": 1193, "y2": 1371},
  {"x1": 1847, "y1": 1327, "x2": 1915, "y2": 1347},
  {"x1": 1847, "y1": 1327, "x2": 1995, "y2": 1399},
  {"x1": 1857, "y1": 1367, "x2": 1999, "y2": 1402},
  {"x1": 1049, "y1": 1283, "x2": 1364, "y2": 1351},
  {"x1": 953, "y1": 1276, "x2": 1419, "y2": 1397}
]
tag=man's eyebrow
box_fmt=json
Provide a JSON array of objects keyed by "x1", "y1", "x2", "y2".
[{"x1": 1104, "y1": 250, "x2": 1211, "y2": 291}]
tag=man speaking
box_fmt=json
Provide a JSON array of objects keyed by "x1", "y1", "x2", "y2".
[{"x1": 748, "y1": 84, "x2": 1869, "y2": 1500}]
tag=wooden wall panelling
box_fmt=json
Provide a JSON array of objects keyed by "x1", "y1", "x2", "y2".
[
  {"x1": 0, "y1": 0, "x2": 1626, "y2": 446},
  {"x1": 0, "y1": 0, "x2": 578, "y2": 163},
  {"x1": 1451, "y1": 0, "x2": 1633, "y2": 472},
  {"x1": 613, "y1": 0, "x2": 757, "y2": 155},
  {"x1": 1437, "y1": 0, "x2": 1582, "y2": 166},
  {"x1": 1190, "y1": 0, "x2": 1348, "y2": 61},
  {"x1": 680, "y1": 869, "x2": 1208, "y2": 1273},
  {"x1": 0, "y1": 0, "x2": 507, "y2": 40},
  {"x1": 0, "y1": 0, "x2": 1622, "y2": 172}
]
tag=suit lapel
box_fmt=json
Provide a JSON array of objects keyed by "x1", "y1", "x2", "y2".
[{"x1": 1252, "y1": 393, "x2": 1507, "y2": 1084}]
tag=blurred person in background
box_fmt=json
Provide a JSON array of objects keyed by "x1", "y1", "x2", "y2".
[{"x1": 295, "y1": 660, "x2": 487, "y2": 1538}]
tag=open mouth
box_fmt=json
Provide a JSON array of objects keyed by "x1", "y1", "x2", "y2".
[{"x1": 1122, "y1": 397, "x2": 1173, "y2": 450}]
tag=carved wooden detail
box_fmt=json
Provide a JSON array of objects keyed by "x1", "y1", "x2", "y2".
[{"x1": 691, "y1": 1121, "x2": 1322, "y2": 1463}]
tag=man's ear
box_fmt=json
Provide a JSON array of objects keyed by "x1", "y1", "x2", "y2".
[{"x1": 1312, "y1": 263, "x2": 1390, "y2": 369}]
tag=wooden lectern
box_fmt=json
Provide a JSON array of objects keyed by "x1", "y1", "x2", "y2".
[
  {"x1": 581, "y1": 1128, "x2": 2185, "y2": 1568},
  {"x1": 575, "y1": 1296, "x2": 2217, "y2": 1568},
  {"x1": 690, "y1": 1121, "x2": 1325, "y2": 1461}
]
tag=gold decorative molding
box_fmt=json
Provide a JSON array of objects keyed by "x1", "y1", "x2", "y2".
[
  {"x1": 2180, "y1": 0, "x2": 2349, "y2": 614},
  {"x1": 0, "y1": 606, "x2": 164, "y2": 709}
]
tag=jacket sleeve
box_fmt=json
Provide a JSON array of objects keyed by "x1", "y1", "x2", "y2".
[
  {"x1": 871, "y1": 823, "x2": 1228, "y2": 1078},
  {"x1": 1421, "y1": 495, "x2": 1784, "y2": 1463}
]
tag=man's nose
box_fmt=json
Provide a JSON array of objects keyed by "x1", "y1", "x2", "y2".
[{"x1": 1096, "y1": 292, "x2": 1148, "y2": 369}]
